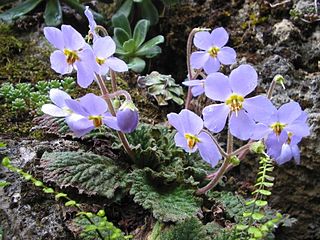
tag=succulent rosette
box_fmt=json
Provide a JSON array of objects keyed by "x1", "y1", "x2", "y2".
[
  {"x1": 167, "y1": 109, "x2": 222, "y2": 167},
  {"x1": 190, "y1": 27, "x2": 236, "y2": 74},
  {"x1": 202, "y1": 64, "x2": 275, "y2": 140}
]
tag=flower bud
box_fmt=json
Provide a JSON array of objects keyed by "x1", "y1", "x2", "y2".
[
  {"x1": 250, "y1": 141, "x2": 265, "y2": 154},
  {"x1": 116, "y1": 101, "x2": 139, "y2": 133},
  {"x1": 273, "y1": 74, "x2": 285, "y2": 89}
]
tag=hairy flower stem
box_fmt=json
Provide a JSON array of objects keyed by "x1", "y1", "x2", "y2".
[
  {"x1": 201, "y1": 129, "x2": 228, "y2": 158},
  {"x1": 185, "y1": 28, "x2": 204, "y2": 109},
  {"x1": 95, "y1": 74, "x2": 135, "y2": 160},
  {"x1": 108, "y1": 90, "x2": 132, "y2": 101},
  {"x1": 95, "y1": 25, "x2": 109, "y2": 37},
  {"x1": 196, "y1": 129, "x2": 233, "y2": 195},
  {"x1": 267, "y1": 79, "x2": 277, "y2": 99},
  {"x1": 110, "y1": 70, "x2": 117, "y2": 92}
]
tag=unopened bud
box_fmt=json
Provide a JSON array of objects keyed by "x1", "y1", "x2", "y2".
[
  {"x1": 230, "y1": 156, "x2": 240, "y2": 166},
  {"x1": 113, "y1": 99, "x2": 121, "y2": 110},
  {"x1": 273, "y1": 74, "x2": 285, "y2": 89},
  {"x1": 116, "y1": 101, "x2": 139, "y2": 133},
  {"x1": 250, "y1": 141, "x2": 265, "y2": 154}
]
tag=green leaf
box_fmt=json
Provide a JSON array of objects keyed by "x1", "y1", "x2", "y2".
[
  {"x1": 248, "y1": 226, "x2": 263, "y2": 238},
  {"x1": 0, "y1": 142, "x2": 6, "y2": 147},
  {"x1": 133, "y1": 19, "x2": 150, "y2": 47},
  {"x1": 65, "y1": 200, "x2": 77, "y2": 206},
  {"x1": 111, "y1": 13, "x2": 132, "y2": 37},
  {"x1": 0, "y1": 181, "x2": 10, "y2": 187},
  {"x1": 41, "y1": 151, "x2": 127, "y2": 199},
  {"x1": 140, "y1": 0, "x2": 159, "y2": 25},
  {"x1": 136, "y1": 35, "x2": 164, "y2": 56},
  {"x1": 129, "y1": 169, "x2": 202, "y2": 222},
  {"x1": 245, "y1": 199, "x2": 255, "y2": 206},
  {"x1": 1, "y1": 157, "x2": 11, "y2": 167},
  {"x1": 127, "y1": 57, "x2": 146, "y2": 72},
  {"x1": 253, "y1": 189, "x2": 272, "y2": 196},
  {"x1": 252, "y1": 212, "x2": 265, "y2": 220},
  {"x1": 236, "y1": 224, "x2": 248, "y2": 231},
  {"x1": 254, "y1": 182, "x2": 274, "y2": 187},
  {"x1": 23, "y1": 173, "x2": 32, "y2": 180},
  {"x1": 44, "y1": 0, "x2": 62, "y2": 26},
  {"x1": 43, "y1": 187, "x2": 55, "y2": 193},
  {"x1": 243, "y1": 211, "x2": 252, "y2": 217},
  {"x1": 115, "y1": 0, "x2": 133, "y2": 18},
  {"x1": 34, "y1": 180, "x2": 44, "y2": 187},
  {"x1": 0, "y1": 0, "x2": 43, "y2": 21},
  {"x1": 63, "y1": 0, "x2": 104, "y2": 23},
  {"x1": 255, "y1": 200, "x2": 268, "y2": 207},
  {"x1": 55, "y1": 192, "x2": 68, "y2": 200},
  {"x1": 123, "y1": 39, "x2": 136, "y2": 53},
  {"x1": 114, "y1": 28, "x2": 131, "y2": 46}
]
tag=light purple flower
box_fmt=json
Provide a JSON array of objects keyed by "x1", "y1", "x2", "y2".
[
  {"x1": 202, "y1": 65, "x2": 275, "y2": 140},
  {"x1": 116, "y1": 101, "x2": 139, "y2": 133},
  {"x1": 251, "y1": 102, "x2": 309, "y2": 164},
  {"x1": 84, "y1": 6, "x2": 99, "y2": 42},
  {"x1": 64, "y1": 93, "x2": 119, "y2": 137},
  {"x1": 93, "y1": 36, "x2": 128, "y2": 75},
  {"x1": 167, "y1": 109, "x2": 222, "y2": 167},
  {"x1": 41, "y1": 89, "x2": 72, "y2": 117},
  {"x1": 190, "y1": 27, "x2": 236, "y2": 74},
  {"x1": 183, "y1": 79, "x2": 205, "y2": 97},
  {"x1": 44, "y1": 25, "x2": 98, "y2": 88}
]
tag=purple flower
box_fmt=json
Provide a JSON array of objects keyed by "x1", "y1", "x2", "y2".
[
  {"x1": 116, "y1": 101, "x2": 139, "y2": 133},
  {"x1": 167, "y1": 109, "x2": 222, "y2": 167},
  {"x1": 202, "y1": 65, "x2": 275, "y2": 140},
  {"x1": 93, "y1": 36, "x2": 128, "y2": 75},
  {"x1": 64, "y1": 93, "x2": 119, "y2": 137},
  {"x1": 44, "y1": 25, "x2": 98, "y2": 88},
  {"x1": 190, "y1": 27, "x2": 236, "y2": 74},
  {"x1": 41, "y1": 89, "x2": 72, "y2": 117},
  {"x1": 251, "y1": 102, "x2": 310, "y2": 164},
  {"x1": 84, "y1": 6, "x2": 99, "y2": 42},
  {"x1": 183, "y1": 79, "x2": 205, "y2": 97}
]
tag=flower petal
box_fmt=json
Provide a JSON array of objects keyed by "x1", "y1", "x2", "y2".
[
  {"x1": 50, "y1": 50, "x2": 72, "y2": 74},
  {"x1": 210, "y1": 27, "x2": 229, "y2": 48},
  {"x1": 104, "y1": 115, "x2": 120, "y2": 131},
  {"x1": 49, "y1": 89, "x2": 71, "y2": 108},
  {"x1": 191, "y1": 85, "x2": 205, "y2": 97},
  {"x1": 106, "y1": 57, "x2": 128, "y2": 72},
  {"x1": 229, "y1": 110, "x2": 255, "y2": 140},
  {"x1": 229, "y1": 64, "x2": 257, "y2": 96},
  {"x1": 198, "y1": 132, "x2": 222, "y2": 167},
  {"x1": 41, "y1": 104, "x2": 67, "y2": 117},
  {"x1": 93, "y1": 36, "x2": 116, "y2": 58},
  {"x1": 61, "y1": 25, "x2": 85, "y2": 50},
  {"x1": 84, "y1": 6, "x2": 96, "y2": 32},
  {"x1": 217, "y1": 47, "x2": 236, "y2": 65},
  {"x1": 251, "y1": 123, "x2": 271, "y2": 140},
  {"x1": 276, "y1": 143, "x2": 292, "y2": 165},
  {"x1": 66, "y1": 116, "x2": 94, "y2": 137},
  {"x1": 285, "y1": 122, "x2": 310, "y2": 138},
  {"x1": 44, "y1": 27, "x2": 64, "y2": 50},
  {"x1": 203, "y1": 104, "x2": 229, "y2": 133},
  {"x1": 190, "y1": 51, "x2": 209, "y2": 69},
  {"x1": 167, "y1": 112, "x2": 184, "y2": 133},
  {"x1": 205, "y1": 72, "x2": 231, "y2": 101},
  {"x1": 291, "y1": 144, "x2": 300, "y2": 164},
  {"x1": 79, "y1": 93, "x2": 108, "y2": 115},
  {"x1": 179, "y1": 109, "x2": 203, "y2": 134},
  {"x1": 65, "y1": 99, "x2": 89, "y2": 116},
  {"x1": 243, "y1": 95, "x2": 276, "y2": 122},
  {"x1": 203, "y1": 56, "x2": 220, "y2": 74},
  {"x1": 174, "y1": 132, "x2": 197, "y2": 153},
  {"x1": 194, "y1": 31, "x2": 212, "y2": 50},
  {"x1": 278, "y1": 101, "x2": 302, "y2": 124}
]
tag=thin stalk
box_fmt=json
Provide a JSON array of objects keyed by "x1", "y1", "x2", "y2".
[
  {"x1": 95, "y1": 25, "x2": 109, "y2": 37},
  {"x1": 267, "y1": 79, "x2": 277, "y2": 99},
  {"x1": 95, "y1": 74, "x2": 135, "y2": 160},
  {"x1": 110, "y1": 70, "x2": 117, "y2": 92},
  {"x1": 231, "y1": 142, "x2": 252, "y2": 156},
  {"x1": 201, "y1": 129, "x2": 228, "y2": 159},
  {"x1": 108, "y1": 90, "x2": 132, "y2": 101},
  {"x1": 185, "y1": 28, "x2": 202, "y2": 109}
]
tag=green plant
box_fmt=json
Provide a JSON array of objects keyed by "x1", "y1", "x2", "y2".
[
  {"x1": 112, "y1": 14, "x2": 164, "y2": 72},
  {"x1": 116, "y1": 0, "x2": 179, "y2": 25},
  {"x1": 142, "y1": 71, "x2": 184, "y2": 106},
  {"x1": 1, "y1": 156, "x2": 130, "y2": 240},
  {"x1": 0, "y1": 0, "x2": 104, "y2": 26}
]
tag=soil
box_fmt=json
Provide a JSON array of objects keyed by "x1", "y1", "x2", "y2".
[{"x1": 0, "y1": 0, "x2": 319, "y2": 239}]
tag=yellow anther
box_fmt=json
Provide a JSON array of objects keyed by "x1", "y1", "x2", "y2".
[
  {"x1": 96, "y1": 57, "x2": 106, "y2": 65},
  {"x1": 225, "y1": 94, "x2": 244, "y2": 114},
  {"x1": 184, "y1": 133, "x2": 201, "y2": 149},
  {"x1": 63, "y1": 49, "x2": 80, "y2": 65},
  {"x1": 207, "y1": 46, "x2": 220, "y2": 58},
  {"x1": 88, "y1": 115, "x2": 103, "y2": 128},
  {"x1": 270, "y1": 122, "x2": 286, "y2": 136}
]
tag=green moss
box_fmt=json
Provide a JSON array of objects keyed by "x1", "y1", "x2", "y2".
[{"x1": 0, "y1": 23, "x2": 56, "y2": 83}]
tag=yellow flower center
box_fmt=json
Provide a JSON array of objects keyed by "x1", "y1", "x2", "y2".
[
  {"x1": 184, "y1": 133, "x2": 200, "y2": 149},
  {"x1": 88, "y1": 115, "x2": 103, "y2": 128},
  {"x1": 225, "y1": 94, "x2": 244, "y2": 115},
  {"x1": 96, "y1": 57, "x2": 106, "y2": 65},
  {"x1": 270, "y1": 122, "x2": 286, "y2": 136},
  {"x1": 63, "y1": 49, "x2": 80, "y2": 65},
  {"x1": 207, "y1": 46, "x2": 220, "y2": 58}
]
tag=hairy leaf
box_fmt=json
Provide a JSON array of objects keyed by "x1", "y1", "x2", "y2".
[
  {"x1": 128, "y1": 169, "x2": 202, "y2": 222},
  {"x1": 41, "y1": 151, "x2": 128, "y2": 199}
]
